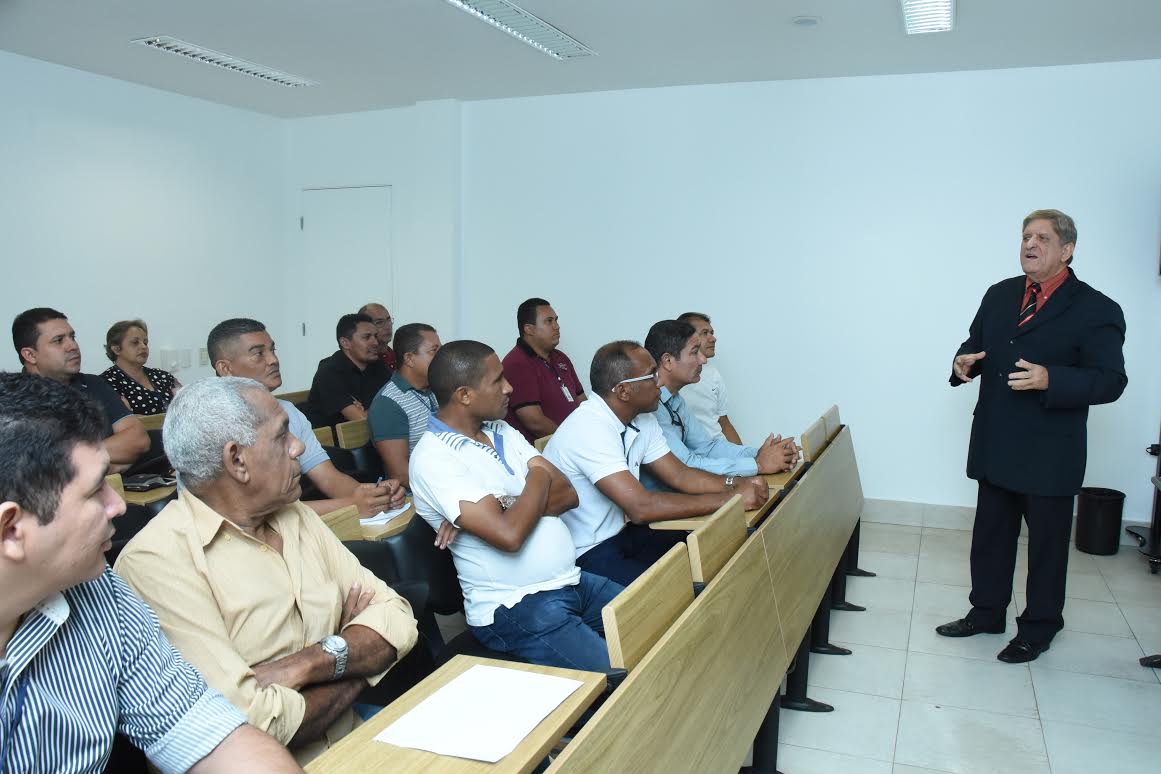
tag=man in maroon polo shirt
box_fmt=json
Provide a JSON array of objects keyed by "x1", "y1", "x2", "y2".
[{"x1": 502, "y1": 298, "x2": 586, "y2": 444}]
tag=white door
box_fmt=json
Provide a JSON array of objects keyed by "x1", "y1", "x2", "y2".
[{"x1": 285, "y1": 186, "x2": 392, "y2": 390}]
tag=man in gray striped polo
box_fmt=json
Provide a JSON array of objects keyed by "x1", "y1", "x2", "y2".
[{"x1": 370, "y1": 323, "x2": 441, "y2": 490}]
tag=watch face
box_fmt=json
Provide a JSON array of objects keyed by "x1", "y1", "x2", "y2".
[{"x1": 322, "y1": 635, "x2": 347, "y2": 652}]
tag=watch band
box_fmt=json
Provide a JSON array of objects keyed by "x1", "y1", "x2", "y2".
[{"x1": 724, "y1": 475, "x2": 736, "y2": 490}]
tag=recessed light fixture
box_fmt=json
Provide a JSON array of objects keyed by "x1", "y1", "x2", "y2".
[
  {"x1": 442, "y1": 0, "x2": 596, "y2": 60},
  {"x1": 900, "y1": 0, "x2": 955, "y2": 35},
  {"x1": 791, "y1": 16, "x2": 822, "y2": 28},
  {"x1": 132, "y1": 36, "x2": 317, "y2": 87}
]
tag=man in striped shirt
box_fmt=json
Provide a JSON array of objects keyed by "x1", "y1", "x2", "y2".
[
  {"x1": 0, "y1": 373, "x2": 300, "y2": 773},
  {"x1": 369, "y1": 322, "x2": 441, "y2": 490}
]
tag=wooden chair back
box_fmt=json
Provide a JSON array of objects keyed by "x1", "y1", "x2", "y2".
[
  {"x1": 534, "y1": 434, "x2": 553, "y2": 453},
  {"x1": 601, "y1": 543, "x2": 694, "y2": 672},
  {"x1": 822, "y1": 404, "x2": 841, "y2": 441},
  {"x1": 320, "y1": 505, "x2": 363, "y2": 542},
  {"x1": 313, "y1": 426, "x2": 336, "y2": 447},
  {"x1": 106, "y1": 474, "x2": 125, "y2": 497},
  {"x1": 687, "y1": 495, "x2": 747, "y2": 583},
  {"x1": 551, "y1": 534, "x2": 788, "y2": 773},
  {"x1": 135, "y1": 413, "x2": 166, "y2": 432},
  {"x1": 274, "y1": 389, "x2": 310, "y2": 406},
  {"x1": 800, "y1": 416, "x2": 828, "y2": 463},
  {"x1": 335, "y1": 419, "x2": 371, "y2": 449}
]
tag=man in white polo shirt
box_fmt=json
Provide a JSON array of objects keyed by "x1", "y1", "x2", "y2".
[
  {"x1": 409, "y1": 340, "x2": 623, "y2": 673},
  {"x1": 544, "y1": 340, "x2": 767, "y2": 586}
]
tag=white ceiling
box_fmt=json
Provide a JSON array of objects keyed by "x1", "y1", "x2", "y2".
[{"x1": 2, "y1": 0, "x2": 1160, "y2": 118}]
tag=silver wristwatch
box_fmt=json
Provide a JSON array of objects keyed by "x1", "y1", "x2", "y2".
[
  {"x1": 319, "y1": 634, "x2": 349, "y2": 680},
  {"x1": 724, "y1": 476, "x2": 737, "y2": 490}
]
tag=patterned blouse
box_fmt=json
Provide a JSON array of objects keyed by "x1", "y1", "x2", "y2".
[{"x1": 100, "y1": 365, "x2": 179, "y2": 415}]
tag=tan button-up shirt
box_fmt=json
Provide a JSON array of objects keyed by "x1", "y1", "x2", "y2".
[{"x1": 115, "y1": 490, "x2": 418, "y2": 763}]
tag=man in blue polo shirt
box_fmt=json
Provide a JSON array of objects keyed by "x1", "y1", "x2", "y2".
[
  {"x1": 410, "y1": 340, "x2": 622, "y2": 673},
  {"x1": 208, "y1": 318, "x2": 403, "y2": 518}
]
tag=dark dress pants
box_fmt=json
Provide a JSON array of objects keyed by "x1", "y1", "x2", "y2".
[{"x1": 966, "y1": 479, "x2": 1074, "y2": 645}]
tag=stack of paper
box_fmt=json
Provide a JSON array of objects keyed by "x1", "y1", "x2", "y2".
[
  {"x1": 375, "y1": 664, "x2": 583, "y2": 762},
  {"x1": 359, "y1": 502, "x2": 411, "y2": 526}
]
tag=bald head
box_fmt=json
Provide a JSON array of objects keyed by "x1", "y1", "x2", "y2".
[{"x1": 359, "y1": 303, "x2": 393, "y2": 348}]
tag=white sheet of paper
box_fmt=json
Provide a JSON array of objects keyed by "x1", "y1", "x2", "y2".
[
  {"x1": 359, "y1": 502, "x2": 411, "y2": 526},
  {"x1": 374, "y1": 664, "x2": 584, "y2": 762}
]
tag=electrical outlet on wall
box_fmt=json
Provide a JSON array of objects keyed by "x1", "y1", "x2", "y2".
[
  {"x1": 178, "y1": 349, "x2": 192, "y2": 369},
  {"x1": 199, "y1": 348, "x2": 210, "y2": 367}
]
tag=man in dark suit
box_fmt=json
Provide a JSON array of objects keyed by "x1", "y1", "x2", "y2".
[{"x1": 936, "y1": 209, "x2": 1127, "y2": 664}]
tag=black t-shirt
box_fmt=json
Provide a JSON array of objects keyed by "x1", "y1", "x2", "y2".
[
  {"x1": 305, "y1": 350, "x2": 391, "y2": 428},
  {"x1": 70, "y1": 373, "x2": 132, "y2": 437}
]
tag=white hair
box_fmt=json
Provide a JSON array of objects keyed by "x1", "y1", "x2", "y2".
[{"x1": 163, "y1": 376, "x2": 269, "y2": 491}]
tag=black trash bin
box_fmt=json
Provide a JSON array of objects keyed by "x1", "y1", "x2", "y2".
[{"x1": 1075, "y1": 487, "x2": 1125, "y2": 555}]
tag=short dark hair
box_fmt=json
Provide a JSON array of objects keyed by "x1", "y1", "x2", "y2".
[
  {"x1": 516, "y1": 298, "x2": 550, "y2": 336},
  {"x1": 644, "y1": 320, "x2": 696, "y2": 365},
  {"x1": 207, "y1": 318, "x2": 267, "y2": 363},
  {"x1": 337, "y1": 313, "x2": 373, "y2": 344},
  {"x1": 676, "y1": 312, "x2": 711, "y2": 326},
  {"x1": 104, "y1": 319, "x2": 148, "y2": 362},
  {"x1": 12, "y1": 308, "x2": 67, "y2": 360},
  {"x1": 0, "y1": 373, "x2": 106, "y2": 524},
  {"x1": 590, "y1": 340, "x2": 642, "y2": 395},
  {"x1": 428, "y1": 340, "x2": 494, "y2": 406},
  {"x1": 393, "y1": 323, "x2": 436, "y2": 358}
]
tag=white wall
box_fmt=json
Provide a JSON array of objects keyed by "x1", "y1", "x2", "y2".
[
  {"x1": 0, "y1": 51, "x2": 285, "y2": 383},
  {"x1": 5, "y1": 48, "x2": 1158, "y2": 523},
  {"x1": 281, "y1": 100, "x2": 462, "y2": 390},
  {"x1": 460, "y1": 60, "x2": 1161, "y2": 523}
]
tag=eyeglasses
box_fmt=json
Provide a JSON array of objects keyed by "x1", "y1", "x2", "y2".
[
  {"x1": 372, "y1": 318, "x2": 392, "y2": 328},
  {"x1": 616, "y1": 372, "x2": 659, "y2": 386}
]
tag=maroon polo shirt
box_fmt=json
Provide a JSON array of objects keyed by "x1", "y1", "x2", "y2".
[
  {"x1": 502, "y1": 338, "x2": 585, "y2": 443},
  {"x1": 378, "y1": 346, "x2": 397, "y2": 373}
]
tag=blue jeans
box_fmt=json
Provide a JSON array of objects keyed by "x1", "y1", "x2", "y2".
[
  {"x1": 576, "y1": 523, "x2": 686, "y2": 587},
  {"x1": 470, "y1": 572, "x2": 623, "y2": 674}
]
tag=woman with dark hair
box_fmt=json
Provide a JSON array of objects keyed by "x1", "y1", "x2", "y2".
[{"x1": 100, "y1": 319, "x2": 180, "y2": 414}]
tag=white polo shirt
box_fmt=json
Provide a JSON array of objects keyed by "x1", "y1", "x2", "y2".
[
  {"x1": 544, "y1": 397, "x2": 671, "y2": 558},
  {"x1": 409, "y1": 417, "x2": 581, "y2": 627},
  {"x1": 679, "y1": 363, "x2": 729, "y2": 441}
]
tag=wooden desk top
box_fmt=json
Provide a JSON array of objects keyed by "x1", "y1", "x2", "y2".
[
  {"x1": 360, "y1": 504, "x2": 416, "y2": 541},
  {"x1": 650, "y1": 486, "x2": 780, "y2": 532},
  {"x1": 305, "y1": 656, "x2": 606, "y2": 774},
  {"x1": 122, "y1": 485, "x2": 176, "y2": 506}
]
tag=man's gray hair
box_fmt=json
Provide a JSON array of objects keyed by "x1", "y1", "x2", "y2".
[{"x1": 164, "y1": 376, "x2": 269, "y2": 491}]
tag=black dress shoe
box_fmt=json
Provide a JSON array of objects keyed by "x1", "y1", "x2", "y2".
[
  {"x1": 935, "y1": 618, "x2": 1005, "y2": 638},
  {"x1": 997, "y1": 639, "x2": 1049, "y2": 664}
]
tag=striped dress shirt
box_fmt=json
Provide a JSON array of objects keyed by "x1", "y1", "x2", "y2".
[{"x1": 0, "y1": 568, "x2": 245, "y2": 774}]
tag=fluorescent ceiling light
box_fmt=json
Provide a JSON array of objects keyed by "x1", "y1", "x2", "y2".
[
  {"x1": 442, "y1": 0, "x2": 596, "y2": 60},
  {"x1": 132, "y1": 36, "x2": 317, "y2": 87},
  {"x1": 900, "y1": 0, "x2": 955, "y2": 35}
]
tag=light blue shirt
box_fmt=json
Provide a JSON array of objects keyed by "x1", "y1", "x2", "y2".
[
  {"x1": 280, "y1": 399, "x2": 331, "y2": 475},
  {"x1": 642, "y1": 385, "x2": 759, "y2": 490}
]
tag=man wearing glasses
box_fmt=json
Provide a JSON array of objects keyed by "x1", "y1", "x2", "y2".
[
  {"x1": 358, "y1": 303, "x2": 396, "y2": 373},
  {"x1": 544, "y1": 341, "x2": 767, "y2": 586},
  {"x1": 641, "y1": 320, "x2": 798, "y2": 492}
]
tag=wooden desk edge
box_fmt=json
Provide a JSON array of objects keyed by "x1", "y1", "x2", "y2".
[
  {"x1": 360, "y1": 506, "x2": 416, "y2": 540},
  {"x1": 306, "y1": 656, "x2": 605, "y2": 773}
]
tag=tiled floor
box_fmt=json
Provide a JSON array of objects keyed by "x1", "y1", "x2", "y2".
[{"x1": 776, "y1": 510, "x2": 1161, "y2": 774}]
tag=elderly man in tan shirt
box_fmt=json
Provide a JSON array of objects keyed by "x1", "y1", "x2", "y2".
[{"x1": 115, "y1": 376, "x2": 418, "y2": 764}]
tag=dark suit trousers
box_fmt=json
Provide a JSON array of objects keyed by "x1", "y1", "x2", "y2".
[{"x1": 966, "y1": 479, "x2": 1074, "y2": 644}]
